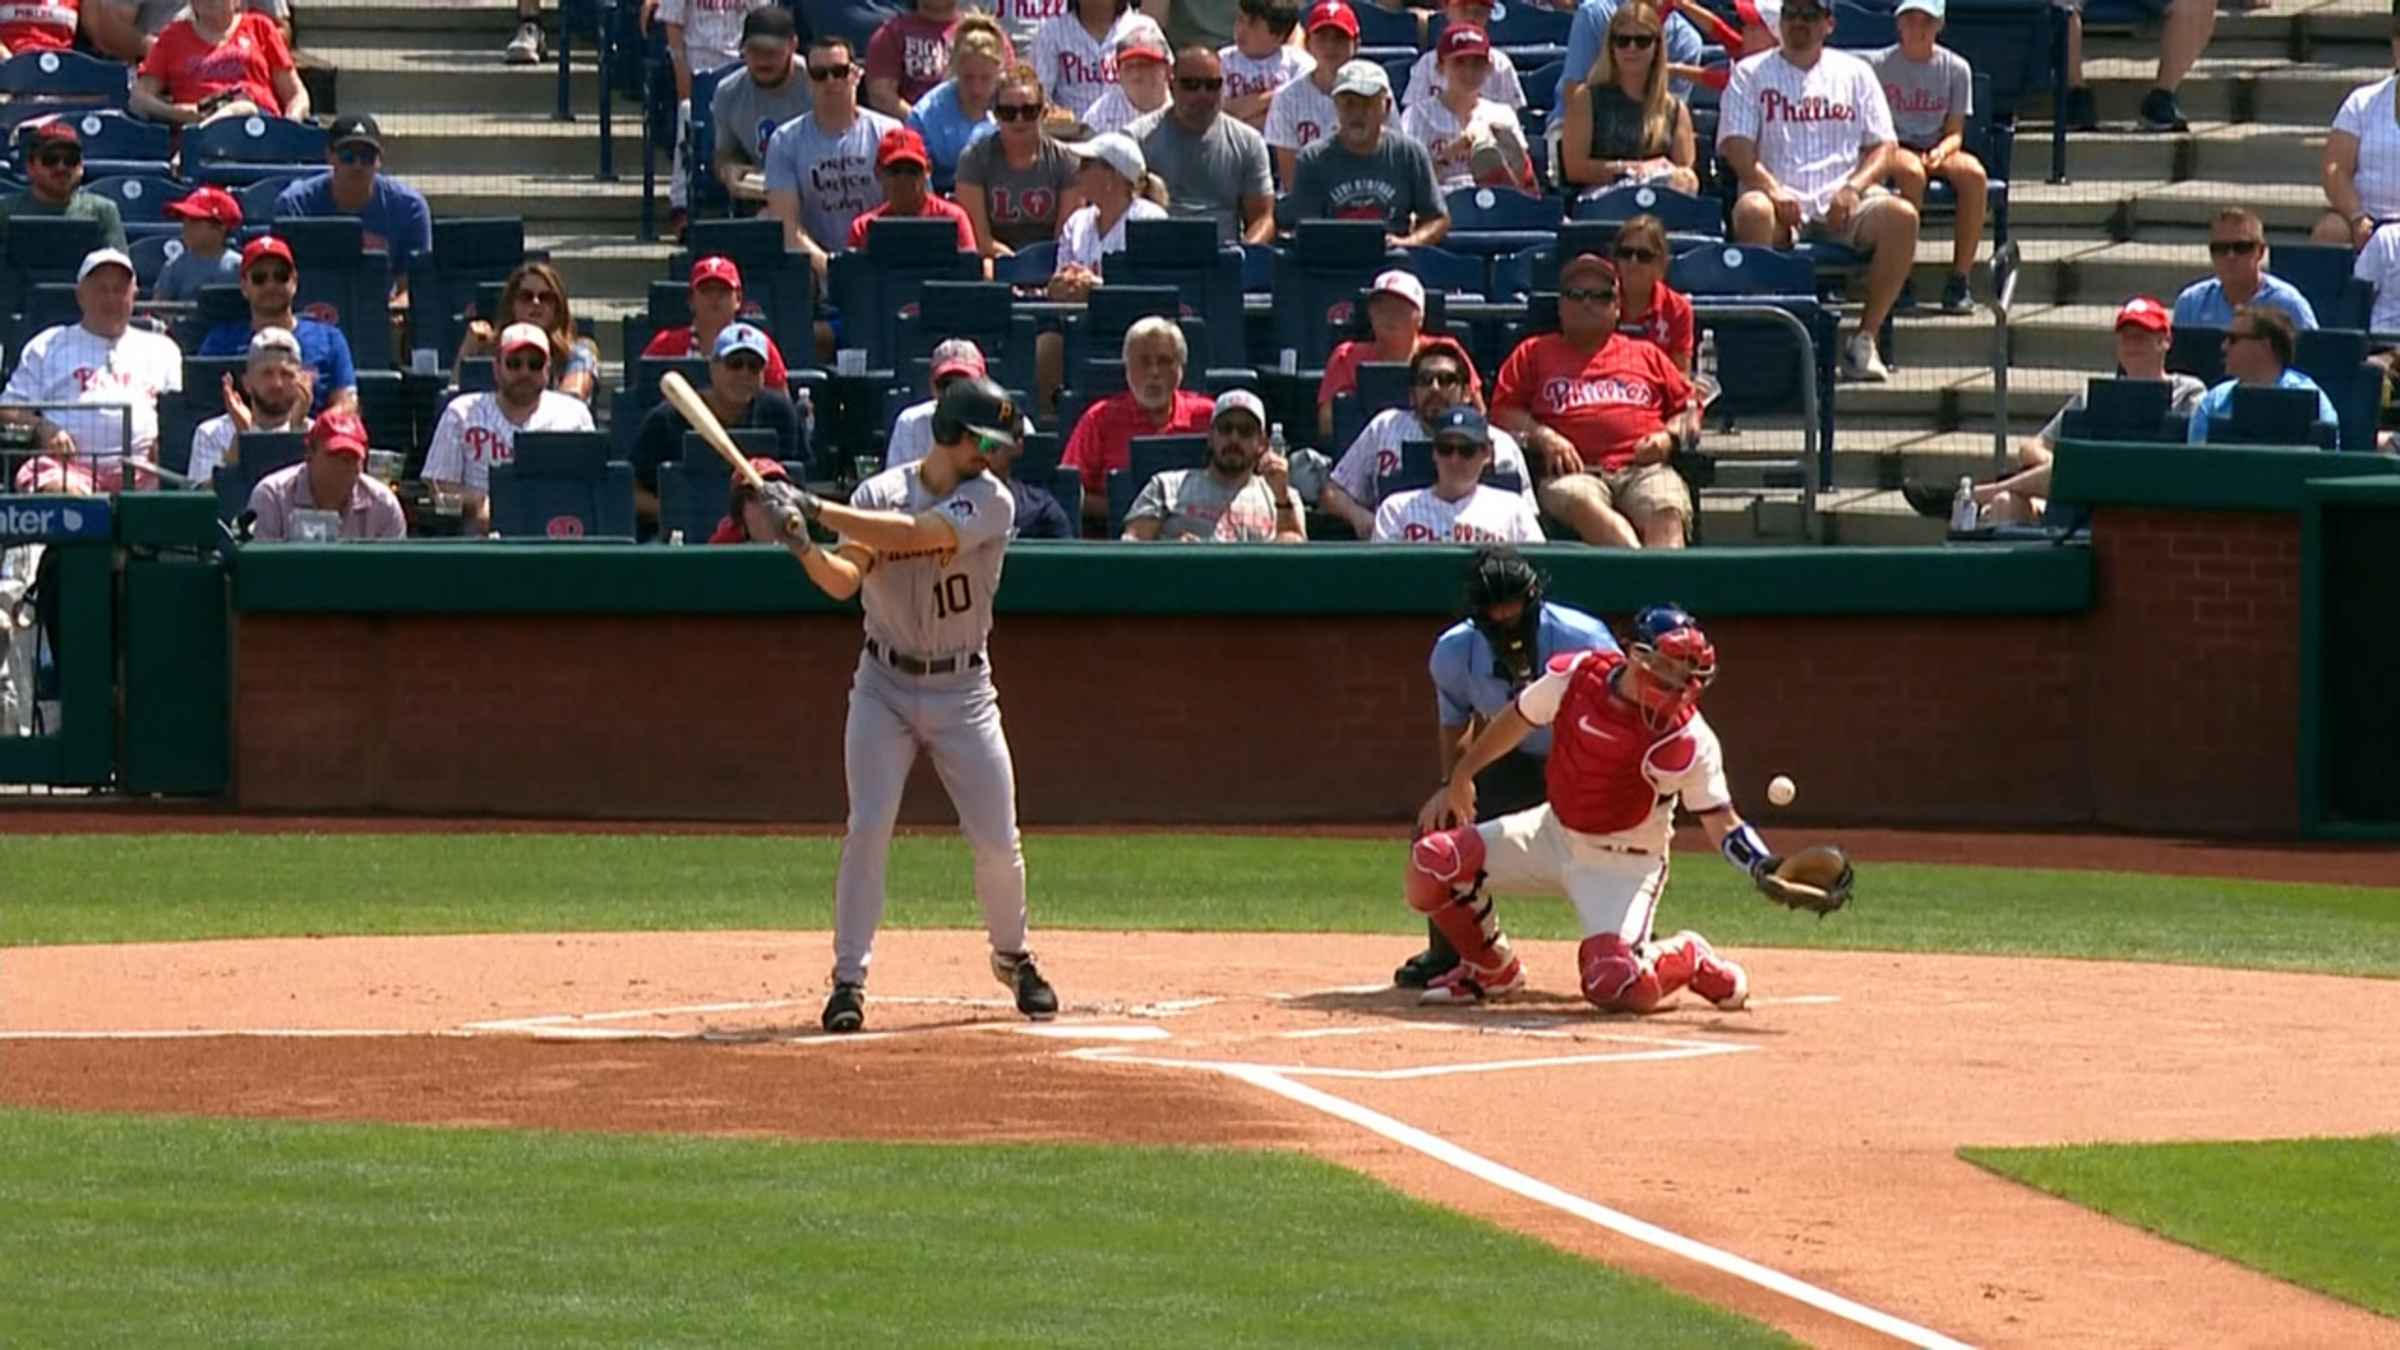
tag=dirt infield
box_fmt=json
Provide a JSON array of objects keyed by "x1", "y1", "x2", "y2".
[{"x1": 5, "y1": 928, "x2": 2397, "y2": 1348}]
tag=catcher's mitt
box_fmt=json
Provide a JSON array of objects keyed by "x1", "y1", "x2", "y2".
[{"x1": 1753, "y1": 845, "x2": 1854, "y2": 917}]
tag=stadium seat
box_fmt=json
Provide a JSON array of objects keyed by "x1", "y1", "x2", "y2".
[
  {"x1": 2274, "y1": 244, "x2": 2374, "y2": 331},
  {"x1": 278, "y1": 215, "x2": 394, "y2": 371},
  {"x1": 487, "y1": 431, "x2": 635, "y2": 539},
  {"x1": 1350, "y1": 2, "x2": 1424, "y2": 50},
  {"x1": 1441, "y1": 185, "x2": 1565, "y2": 258},
  {"x1": 682, "y1": 216, "x2": 814, "y2": 353},
  {"x1": 994, "y1": 240, "x2": 1057, "y2": 286},
  {"x1": 0, "y1": 52, "x2": 130, "y2": 129},
  {"x1": 238, "y1": 173, "x2": 306, "y2": 223},
  {"x1": 654, "y1": 428, "x2": 785, "y2": 541},
  {"x1": 681, "y1": 61, "x2": 737, "y2": 222},
  {"x1": 1105, "y1": 432, "x2": 1210, "y2": 535},
  {"x1": 1105, "y1": 217, "x2": 1246, "y2": 371},
  {"x1": 1915, "y1": 73, "x2": 2013, "y2": 247},
  {"x1": 895, "y1": 280, "x2": 1038, "y2": 392},
  {"x1": 0, "y1": 213, "x2": 100, "y2": 316},
  {"x1": 2166, "y1": 324, "x2": 2227, "y2": 387},
  {"x1": 127, "y1": 232, "x2": 178, "y2": 287},
  {"x1": 48, "y1": 110, "x2": 168, "y2": 178},
  {"x1": 1062, "y1": 284, "x2": 1203, "y2": 393},
  {"x1": 1571, "y1": 182, "x2": 1724, "y2": 237},
  {"x1": 829, "y1": 217, "x2": 978, "y2": 367},
  {"x1": 1328, "y1": 358, "x2": 1414, "y2": 451},
  {"x1": 81, "y1": 173, "x2": 179, "y2": 224},
  {"x1": 1400, "y1": 244, "x2": 1486, "y2": 298},
  {"x1": 185, "y1": 115, "x2": 328, "y2": 187},
  {"x1": 2218, "y1": 385, "x2": 2336, "y2": 449},
  {"x1": 2290, "y1": 326, "x2": 2379, "y2": 451},
  {"x1": 1382, "y1": 439, "x2": 1522, "y2": 495},
  {"x1": 1272, "y1": 221, "x2": 1399, "y2": 369},
  {"x1": 213, "y1": 431, "x2": 307, "y2": 523},
  {"x1": 407, "y1": 217, "x2": 530, "y2": 372}
]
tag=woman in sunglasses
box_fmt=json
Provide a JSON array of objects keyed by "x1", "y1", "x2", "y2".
[
  {"x1": 907, "y1": 14, "x2": 1008, "y2": 184},
  {"x1": 1559, "y1": 0, "x2": 1698, "y2": 197},
  {"x1": 1031, "y1": 0, "x2": 1139, "y2": 118},
  {"x1": 958, "y1": 64, "x2": 1084, "y2": 260},
  {"x1": 454, "y1": 261, "x2": 601, "y2": 404},
  {"x1": 1605, "y1": 213, "x2": 1692, "y2": 374}
]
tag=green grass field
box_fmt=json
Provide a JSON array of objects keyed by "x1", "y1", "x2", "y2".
[
  {"x1": 6, "y1": 832, "x2": 2400, "y2": 978},
  {"x1": 0, "y1": 1109, "x2": 1795, "y2": 1349},
  {"x1": 1963, "y1": 1138, "x2": 2400, "y2": 1318}
]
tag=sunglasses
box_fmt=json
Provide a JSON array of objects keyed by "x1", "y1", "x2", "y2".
[
  {"x1": 1413, "y1": 370, "x2": 1465, "y2": 388},
  {"x1": 516, "y1": 289, "x2": 558, "y2": 305},
  {"x1": 1614, "y1": 245, "x2": 1661, "y2": 263},
  {"x1": 721, "y1": 353, "x2": 767, "y2": 372},
  {"x1": 2222, "y1": 330, "x2": 2263, "y2": 345},
  {"x1": 32, "y1": 149, "x2": 80, "y2": 168},
  {"x1": 1177, "y1": 76, "x2": 1225, "y2": 92},
  {"x1": 335, "y1": 146, "x2": 379, "y2": 166},
  {"x1": 246, "y1": 266, "x2": 293, "y2": 284},
  {"x1": 883, "y1": 161, "x2": 925, "y2": 176},
  {"x1": 1214, "y1": 418, "x2": 1262, "y2": 436},
  {"x1": 2208, "y1": 239, "x2": 2262, "y2": 257},
  {"x1": 808, "y1": 62, "x2": 852, "y2": 80},
  {"x1": 1432, "y1": 440, "x2": 1483, "y2": 458},
  {"x1": 994, "y1": 102, "x2": 1041, "y2": 120},
  {"x1": 503, "y1": 353, "x2": 549, "y2": 372},
  {"x1": 1785, "y1": 5, "x2": 1828, "y2": 17},
  {"x1": 1562, "y1": 287, "x2": 1618, "y2": 304},
  {"x1": 1610, "y1": 32, "x2": 1657, "y2": 47}
]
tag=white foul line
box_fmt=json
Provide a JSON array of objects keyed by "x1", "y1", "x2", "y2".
[
  {"x1": 1068, "y1": 1037, "x2": 1750, "y2": 1081},
  {"x1": 1223, "y1": 1064, "x2": 1974, "y2": 1350}
]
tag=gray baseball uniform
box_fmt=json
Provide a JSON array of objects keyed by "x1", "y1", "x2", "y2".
[{"x1": 831, "y1": 462, "x2": 1027, "y2": 986}]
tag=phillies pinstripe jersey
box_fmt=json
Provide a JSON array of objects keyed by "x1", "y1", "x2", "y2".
[
  {"x1": 0, "y1": 321, "x2": 182, "y2": 464},
  {"x1": 1715, "y1": 47, "x2": 1894, "y2": 220},
  {"x1": 1371, "y1": 484, "x2": 1542, "y2": 544},
  {"x1": 421, "y1": 390, "x2": 594, "y2": 494}
]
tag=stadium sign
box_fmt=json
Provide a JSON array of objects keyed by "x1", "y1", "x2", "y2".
[{"x1": 0, "y1": 496, "x2": 111, "y2": 542}]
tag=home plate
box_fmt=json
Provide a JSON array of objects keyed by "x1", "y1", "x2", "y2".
[{"x1": 1013, "y1": 1024, "x2": 1172, "y2": 1042}]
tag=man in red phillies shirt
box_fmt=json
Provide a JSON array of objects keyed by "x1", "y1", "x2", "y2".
[
  {"x1": 1059, "y1": 313, "x2": 1214, "y2": 529},
  {"x1": 1490, "y1": 253, "x2": 1694, "y2": 550},
  {"x1": 846, "y1": 126, "x2": 981, "y2": 262},
  {"x1": 640, "y1": 255, "x2": 792, "y2": 389},
  {"x1": 0, "y1": 0, "x2": 85, "y2": 54}
]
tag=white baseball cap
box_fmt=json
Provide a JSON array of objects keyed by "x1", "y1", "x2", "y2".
[
  {"x1": 497, "y1": 321, "x2": 550, "y2": 357},
  {"x1": 75, "y1": 246, "x2": 133, "y2": 282},
  {"x1": 1212, "y1": 389, "x2": 1266, "y2": 428},
  {"x1": 247, "y1": 326, "x2": 303, "y2": 362},
  {"x1": 1330, "y1": 60, "x2": 1391, "y2": 100},
  {"x1": 1064, "y1": 131, "x2": 1147, "y2": 187},
  {"x1": 1369, "y1": 269, "x2": 1426, "y2": 312}
]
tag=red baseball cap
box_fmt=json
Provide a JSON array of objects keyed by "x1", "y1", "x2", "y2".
[
  {"x1": 24, "y1": 119, "x2": 78, "y2": 148},
  {"x1": 1306, "y1": 0, "x2": 1359, "y2": 37},
  {"x1": 241, "y1": 236, "x2": 293, "y2": 273},
  {"x1": 748, "y1": 456, "x2": 788, "y2": 483},
  {"x1": 2114, "y1": 295, "x2": 2171, "y2": 334},
  {"x1": 165, "y1": 184, "x2": 242, "y2": 227},
  {"x1": 307, "y1": 410, "x2": 370, "y2": 459},
  {"x1": 877, "y1": 127, "x2": 931, "y2": 171},
  {"x1": 691, "y1": 254, "x2": 742, "y2": 290},
  {"x1": 1438, "y1": 23, "x2": 1491, "y2": 60}
]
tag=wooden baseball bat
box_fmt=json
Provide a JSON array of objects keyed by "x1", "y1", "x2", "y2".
[{"x1": 659, "y1": 370, "x2": 808, "y2": 539}]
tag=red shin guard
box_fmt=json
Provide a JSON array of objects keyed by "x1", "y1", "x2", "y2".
[
  {"x1": 1578, "y1": 932, "x2": 1703, "y2": 1012},
  {"x1": 1407, "y1": 827, "x2": 1505, "y2": 968}
]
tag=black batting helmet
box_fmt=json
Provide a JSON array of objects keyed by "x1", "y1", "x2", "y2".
[{"x1": 931, "y1": 376, "x2": 1021, "y2": 449}]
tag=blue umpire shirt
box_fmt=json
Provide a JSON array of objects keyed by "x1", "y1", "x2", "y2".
[{"x1": 1430, "y1": 602, "x2": 1619, "y2": 760}]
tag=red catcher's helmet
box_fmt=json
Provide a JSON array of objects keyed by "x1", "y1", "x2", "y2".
[{"x1": 1625, "y1": 603, "x2": 1717, "y2": 729}]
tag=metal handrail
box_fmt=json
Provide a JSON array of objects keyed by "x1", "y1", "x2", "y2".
[
  {"x1": 1990, "y1": 238, "x2": 2021, "y2": 476},
  {"x1": 1692, "y1": 302, "x2": 1823, "y2": 543},
  {"x1": 0, "y1": 400, "x2": 137, "y2": 491}
]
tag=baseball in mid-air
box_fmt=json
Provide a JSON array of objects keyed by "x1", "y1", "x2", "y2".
[{"x1": 1767, "y1": 775, "x2": 1798, "y2": 807}]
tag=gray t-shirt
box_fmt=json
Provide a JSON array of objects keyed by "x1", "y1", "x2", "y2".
[
  {"x1": 763, "y1": 107, "x2": 904, "y2": 252},
  {"x1": 1286, "y1": 133, "x2": 1446, "y2": 234},
  {"x1": 955, "y1": 131, "x2": 1078, "y2": 252},
  {"x1": 2038, "y1": 373, "x2": 2208, "y2": 448},
  {"x1": 1129, "y1": 109, "x2": 1272, "y2": 244},
  {"x1": 1869, "y1": 45, "x2": 1973, "y2": 149},
  {"x1": 150, "y1": 242, "x2": 240, "y2": 302},
  {"x1": 846, "y1": 462, "x2": 1016, "y2": 658},
  {"x1": 711, "y1": 66, "x2": 816, "y2": 168},
  {"x1": 1127, "y1": 467, "x2": 1288, "y2": 541}
]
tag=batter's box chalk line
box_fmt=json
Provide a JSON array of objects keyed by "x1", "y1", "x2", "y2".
[{"x1": 1063, "y1": 1031, "x2": 1756, "y2": 1082}]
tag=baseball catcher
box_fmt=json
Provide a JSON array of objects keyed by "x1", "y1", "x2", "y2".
[{"x1": 1408, "y1": 604, "x2": 1853, "y2": 1012}]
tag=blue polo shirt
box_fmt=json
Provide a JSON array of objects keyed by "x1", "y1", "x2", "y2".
[
  {"x1": 273, "y1": 172, "x2": 435, "y2": 282},
  {"x1": 2186, "y1": 368, "x2": 2339, "y2": 444},
  {"x1": 906, "y1": 79, "x2": 997, "y2": 182},
  {"x1": 197, "y1": 316, "x2": 358, "y2": 412},
  {"x1": 1430, "y1": 602, "x2": 1619, "y2": 760},
  {"x1": 2171, "y1": 273, "x2": 2318, "y2": 332}
]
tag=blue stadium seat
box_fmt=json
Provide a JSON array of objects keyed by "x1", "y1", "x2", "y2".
[
  {"x1": 1105, "y1": 432, "x2": 1210, "y2": 535},
  {"x1": 1272, "y1": 221, "x2": 1400, "y2": 368},
  {"x1": 1442, "y1": 185, "x2": 1567, "y2": 258},
  {"x1": 46, "y1": 109, "x2": 168, "y2": 178},
  {"x1": 1062, "y1": 284, "x2": 1202, "y2": 392},
  {"x1": 994, "y1": 240, "x2": 1057, "y2": 286},
  {"x1": 1915, "y1": 73, "x2": 2012, "y2": 247},
  {"x1": 2291, "y1": 326, "x2": 2379, "y2": 451},
  {"x1": 895, "y1": 280, "x2": 1039, "y2": 392},
  {"x1": 0, "y1": 213, "x2": 100, "y2": 316},
  {"x1": 2166, "y1": 324, "x2": 2226, "y2": 387},
  {"x1": 2217, "y1": 385, "x2": 2335, "y2": 449},
  {"x1": 82, "y1": 173, "x2": 180, "y2": 223},
  {"x1": 213, "y1": 431, "x2": 307, "y2": 523},
  {"x1": 278, "y1": 215, "x2": 394, "y2": 371},
  {"x1": 654, "y1": 428, "x2": 785, "y2": 541},
  {"x1": 1383, "y1": 439, "x2": 1523, "y2": 495},
  {"x1": 128, "y1": 232, "x2": 178, "y2": 287},
  {"x1": 0, "y1": 53, "x2": 129, "y2": 129},
  {"x1": 1669, "y1": 242, "x2": 1816, "y2": 297},
  {"x1": 238, "y1": 173, "x2": 306, "y2": 223},
  {"x1": 1571, "y1": 182, "x2": 1724, "y2": 237},
  {"x1": 186, "y1": 115, "x2": 328, "y2": 187},
  {"x1": 407, "y1": 217, "x2": 530, "y2": 372},
  {"x1": 1106, "y1": 217, "x2": 1247, "y2": 371},
  {"x1": 1328, "y1": 359, "x2": 1414, "y2": 451},
  {"x1": 1401, "y1": 244, "x2": 1486, "y2": 297},
  {"x1": 1351, "y1": 2, "x2": 1425, "y2": 50},
  {"x1": 829, "y1": 216, "x2": 978, "y2": 367},
  {"x1": 2274, "y1": 243, "x2": 2373, "y2": 331},
  {"x1": 1518, "y1": 59, "x2": 1564, "y2": 117},
  {"x1": 681, "y1": 61, "x2": 738, "y2": 221},
  {"x1": 685, "y1": 215, "x2": 815, "y2": 349},
  {"x1": 487, "y1": 431, "x2": 635, "y2": 538}
]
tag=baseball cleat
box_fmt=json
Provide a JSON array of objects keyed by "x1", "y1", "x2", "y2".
[
  {"x1": 821, "y1": 982, "x2": 865, "y2": 1033},
  {"x1": 1419, "y1": 957, "x2": 1524, "y2": 1006},
  {"x1": 993, "y1": 950, "x2": 1059, "y2": 1021},
  {"x1": 1679, "y1": 933, "x2": 1749, "y2": 1012},
  {"x1": 1393, "y1": 945, "x2": 1460, "y2": 989}
]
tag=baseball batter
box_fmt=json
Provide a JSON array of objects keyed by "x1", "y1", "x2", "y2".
[
  {"x1": 1407, "y1": 605, "x2": 1795, "y2": 1011},
  {"x1": 761, "y1": 376, "x2": 1059, "y2": 1034}
]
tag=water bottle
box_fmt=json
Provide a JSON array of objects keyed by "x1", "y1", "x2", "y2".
[
  {"x1": 668, "y1": 528, "x2": 686, "y2": 547},
  {"x1": 1697, "y1": 330, "x2": 1718, "y2": 386},
  {"x1": 1948, "y1": 475, "x2": 1979, "y2": 533},
  {"x1": 1269, "y1": 420, "x2": 1289, "y2": 463}
]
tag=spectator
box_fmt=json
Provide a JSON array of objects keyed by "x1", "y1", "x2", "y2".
[
  {"x1": 1608, "y1": 212, "x2": 1693, "y2": 371},
  {"x1": 199, "y1": 237, "x2": 359, "y2": 415},
  {"x1": 272, "y1": 115, "x2": 434, "y2": 302},
  {"x1": 1079, "y1": 23, "x2": 1173, "y2": 134},
  {"x1": 1323, "y1": 342, "x2": 1530, "y2": 537},
  {"x1": 92, "y1": 0, "x2": 288, "y2": 61},
  {"x1": 1971, "y1": 296, "x2": 2203, "y2": 526},
  {"x1": 957, "y1": 63, "x2": 1084, "y2": 258},
  {"x1": 0, "y1": 248, "x2": 180, "y2": 491},
  {"x1": 1287, "y1": 62, "x2": 1448, "y2": 248},
  {"x1": 188, "y1": 326, "x2": 315, "y2": 482},
  {"x1": 1404, "y1": 0, "x2": 1529, "y2": 111},
  {"x1": 1490, "y1": 252, "x2": 1693, "y2": 548},
  {"x1": 990, "y1": 431, "x2": 1077, "y2": 538},
  {"x1": 1372, "y1": 406, "x2": 1545, "y2": 543},
  {"x1": 422, "y1": 322, "x2": 598, "y2": 534},
  {"x1": 867, "y1": 0, "x2": 1014, "y2": 117},
  {"x1": 1218, "y1": 0, "x2": 1307, "y2": 131},
  {"x1": 660, "y1": 0, "x2": 776, "y2": 232},
  {"x1": 1401, "y1": 25, "x2": 1533, "y2": 194},
  {"x1": 1560, "y1": 0, "x2": 1699, "y2": 197},
  {"x1": 633, "y1": 322, "x2": 801, "y2": 528},
  {"x1": 1663, "y1": 0, "x2": 1768, "y2": 93},
  {"x1": 2049, "y1": 0, "x2": 2213, "y2": 133},
  {"x1": 1872, "y1": 0, "x2": 1982, "y2": 315},
  {"x1": 1035, "y1": 0, "x2": 1147, "y2": 118},
  {"x1": 2187, "y1": 307, "x2": 2337, "y2": 446},
  {"x1": 845, "y1": 126, "x2": 982, "y2": 254},
  {"x1": 246, "y1": 411, "x2": 407, "y2": 542},
  {"x1": 507, "y1": 0, "x2": 545, "y2": 63},
  {"x1": 1719, "y1": 0, "x2": 1917, "y2": 382},
  {"x1": 1266, "y1": 0, "x2": 1387, "y2": 182},
  {"x1": 153, "y1": 184, "x2": 242, "y2": 303},
  {"x1": 641, "y1": 255, "x2": 796, "y2": 390},
  {"x1": 0, "y1": 0, "x2": 89, "y2": 55},
  {"x1": 1129, "y1": 45, "x2": 1275, "y2": 245},
  {"x1": 887, "y1": 339, "x2": 1034, "y2": 468},
  {"x1": 766, "y1": 34, "x2": 906, "y2": 281},
  {"x1": 1315, "y1": 267, "x2": 1484, "y2": 441},
  {"x1": 130, "y1": 0, "x2": 308, "y2": 124},
  {"x1": 2352, "y1": 224, "x2": 2400, "y2": 396},
  {"x1": 908, "y1": 13, "x2": 1007, "y2": 179},
  {"x1": 711, "y1": 8, "x2": 814, "y2": 206},
  {"x1": 2173, "y1": 207, "x2": 2316, "y2": 332},
  {"x1": 1048, "y1": 131, "x2": 1168, "y2": 299},
  {"x1": 2317, "y1": 33, "x2": 2400, "y2": 249},
  {"x1": 455, "y1": 262, "x2": 602, "y2": 405},
  {"x1": 0, "y1": 124, "x2": 127, "y2": 250},
  {"x1": 711, "y1": 455, "x2": 803, "y2": 542},
  {"x1": 1559, "y1": 0, "x2": 1706, "y2": 109},
  {"x1": 1060, "y1": 313, "x2": 1216, "y2": 524},
  {"x1": 1122, "y1": 388, "x2": 1305, "y2": 540}
]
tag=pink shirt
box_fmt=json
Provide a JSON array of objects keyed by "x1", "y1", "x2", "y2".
[{"x1": 247, "y1": 461, "x2": 407, "y2": 541}]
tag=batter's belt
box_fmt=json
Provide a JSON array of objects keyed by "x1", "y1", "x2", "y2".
[{"x1": 865, "y1": 638, "x2": 987, "y2": 677}]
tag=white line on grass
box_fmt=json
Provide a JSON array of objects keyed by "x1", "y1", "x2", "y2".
[{"x1": 1224, "y1": 1064, "x2": 1975, "y2": 1349}]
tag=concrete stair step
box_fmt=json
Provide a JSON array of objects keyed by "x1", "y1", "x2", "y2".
[
  {"x1": 413, "y1": 170, "x2": 647, "y2": 223},
  {"x1": 1833, "y1": 361, "x2": 2085, "y2": 425},
  {"x1": 2066, "y1": 56, "x2": 2382, "y2": 125},
  {"x1": 313, "y1": 43, "x2": 618, "y2": 116},
  {"x1": 300, "y1": 0, "x2": 527, "y2": 30},
  {"x1": 374, "y1": 111, "x2": 643, "y2": 176},
  {"x1": 1819, "y1": 488, "x2": 1955, "y2": 546},
  {"x1": 2012, "y1": 121, "x2": 2327, "y2": 185}
]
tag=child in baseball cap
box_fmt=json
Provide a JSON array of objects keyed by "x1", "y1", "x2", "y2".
[{"x1": 155, "y1": 185, "x2": 244, "y2": 302}]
